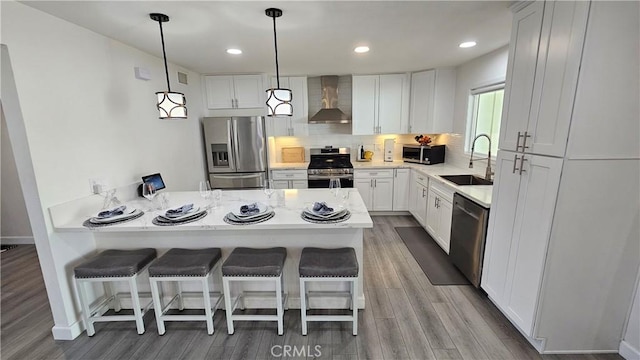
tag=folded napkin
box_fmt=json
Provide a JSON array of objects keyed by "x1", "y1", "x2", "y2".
[
  {"x1": 165, "y1": 204, "x2": 194, "y2": 218},
  {"x1": 312, "y1": 202, "x2": 334, "y2": 215},
  {"x1": 97, "y1": 205, "x2": 127, "y2": 219},
  {"x1": 240, "y1": 203, "x2": 260, "y2": 215}
]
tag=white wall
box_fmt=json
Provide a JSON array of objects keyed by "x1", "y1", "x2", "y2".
[
  {"x1": 447, "y1": 46, "x2": 509, "y2": 169},
  {"x1": 1, "y1": 109, "x2": 33, "y2": 243},
  {"x1": 1, "y1": 1, "x2": 205, "y2": 339}
]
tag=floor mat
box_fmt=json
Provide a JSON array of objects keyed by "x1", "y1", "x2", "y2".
[{"x1": 395, "y1": 226, "x2": 469, "y2": 286}]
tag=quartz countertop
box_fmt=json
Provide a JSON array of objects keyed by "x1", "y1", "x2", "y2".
[{"x1": 53, "y1": 189, "x2": 373, "y2": 232}]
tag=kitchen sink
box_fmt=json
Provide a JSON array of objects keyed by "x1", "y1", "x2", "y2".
[{"x1": 440, "y1": 174, "x2": 493, "y2": 186}]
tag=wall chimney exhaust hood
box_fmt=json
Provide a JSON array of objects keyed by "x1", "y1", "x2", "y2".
[{"x1": 309, "y1": 76, "x2": 351, "y2": 124}]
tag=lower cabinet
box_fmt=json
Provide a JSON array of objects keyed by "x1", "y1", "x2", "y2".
[
  {"x1": 409, "y1": 171, "x2": 429, "y2": 226},
  {"x1": 354, "y1": 170, "x2": 394, "y2": 211},
  {"x1": 271, "y1": 170, "x2": 308, "y2": 189},
  {"x1": 425, "y1": 180, "x2": 454, "y2": 254},
  {"x1": 392, "y1": 169, "x2": 411, "y2": 211}
]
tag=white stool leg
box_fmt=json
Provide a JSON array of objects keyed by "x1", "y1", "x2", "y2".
[
  {"x1": 202, "y1": 276, "x2": 214, "y2": 335},
  {"x1": 275, "y1": 276, "x2": 284, "y2": 336},
  {"x1": 300, "y1": 278, "x2": 307, "y2": 336},
  {"x1": 149, "y1": 278, "x2": 165, "y2": 335},
  {"x1": 222, "y1": 277, "x2": 234, "y2": 335},
  {"x1": 281, "y1": 275, "x2": 288, "y2": 310},
  {"x1": 129, "y1": 276, "x2": 145, "y2": 335},
  {"x1": 75, "y1": 279, "x2": 95, "y2": 336},
  {"x1": 176, "y1": 281, "x2": 185, "y2": 311},
  {"x1": 352, "y1": 278, "x2": 358, "y2": 336}
]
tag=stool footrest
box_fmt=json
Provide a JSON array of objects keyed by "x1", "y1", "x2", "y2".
[
  {"x1": 307, "y1": 291, "x2": 353, "y2": 298},
  {"x1": 231, "y1": 314, "x2": 280, "y2": 321}
]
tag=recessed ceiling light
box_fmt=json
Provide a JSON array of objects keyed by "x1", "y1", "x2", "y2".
[
  {"x1": 354, "y1": 46, "x2": 370, "y2": 53},
  {"x1": 226, "y1": 48, "x2": 242, "y2": 55},
  {"x1": 459, "y1": 41, "x2": 477, "y2": 48}
]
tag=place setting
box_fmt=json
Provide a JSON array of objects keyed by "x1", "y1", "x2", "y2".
[
  {"x1": 301, "y1": 179, "x2": 351, "y2": 224},
  {"x1": 82, "y1": 205, "x2": 144, "y2": 228},
  {"x1": 152, "y1": 203, "x2": 208, "y2": 226},
  {"x1": 223, "y1": 202, "x2": 275, "y2": 225}
]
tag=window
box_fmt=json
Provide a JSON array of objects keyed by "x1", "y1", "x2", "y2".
[{"x1": 466, "y1": 84, "x2": 504, "y2": 156}]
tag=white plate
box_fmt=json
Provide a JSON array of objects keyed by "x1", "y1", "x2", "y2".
[
  {"x1": 304, "y1": 202, "x2": 343, "y2": 218},
  {"x1": 231, "y1": 202, "x2": 270, "y2": 218},
  {"x1": 91, "y1": 208, "x2": 139, "y2": 223},
  {"x1": 160, "y1": 206, "x2": 201, "y2": 221}
]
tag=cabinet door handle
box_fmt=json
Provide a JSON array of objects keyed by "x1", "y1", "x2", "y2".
[
  {"x1": 516, "y1": 131, "x2": 523, "y2": 151},
  {"x1": 370, "y1": 179, "x2": 373, "y2": 187},
  {"x1": 375, "y1": 179, "x2": 377, "y2": 187},
  {"x1": 522, "y1": 131, "x2": 531, "y2": 151},
  {"x1": 422, "y1": 188, "x2": 425, "y2": 197},
  {"x1": 519, "y1": 155, "x2": 528, "y2": 175},
  {"x1": 513, "y1": 154, "x2": 520, "y2": 174}
]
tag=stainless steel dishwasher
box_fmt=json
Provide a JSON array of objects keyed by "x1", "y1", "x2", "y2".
[{"x1": 450, "y1": 193, "x2": 490, "y2": 288}]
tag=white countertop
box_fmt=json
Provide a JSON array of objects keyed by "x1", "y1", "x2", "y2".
[
  {"x1": 269, "y1": 162, "x2": 309, "y2": 170},
  {"x1": 53, "y1": 189, "x2": 373, "y2": 232},
  {"x1": 268, "y1": 161, "x2": 493, "y2": 207}
]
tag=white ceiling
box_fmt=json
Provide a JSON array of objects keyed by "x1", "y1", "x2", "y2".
[{"x1": 21, "y1": 1, "x2": 513, "y2": 76}]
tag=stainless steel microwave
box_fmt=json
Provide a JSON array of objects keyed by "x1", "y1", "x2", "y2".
[{"x1": 402, "y1": 144, "x2": 445, "y2": 165}]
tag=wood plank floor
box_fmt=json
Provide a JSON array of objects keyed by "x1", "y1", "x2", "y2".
[{"x1": 0, "y1": 216, "x2": 624, "y2": 360}]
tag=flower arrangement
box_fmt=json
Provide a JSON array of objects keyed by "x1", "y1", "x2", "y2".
[{"x1": 414, "y1": 134, "x2": 432, "y2": 145}]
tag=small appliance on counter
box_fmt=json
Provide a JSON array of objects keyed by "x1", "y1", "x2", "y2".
[
  {"x1": 402, "y1": 144, "x2": 445, "y2": 165},
  {"x1": 384, "y1": 139, "x2": 395, "y2": 162},
  {"x1": 356, "y1": 145, "x2": 373, "y2": 162}
]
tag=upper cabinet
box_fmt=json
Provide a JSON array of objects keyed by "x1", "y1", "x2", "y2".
[
  {"x1": 267, "y1": 76, "x2": 309, "y2": 137},
  {"x1": 409, "y1": 68, "x2": 456, "y2": 134},
  {"x1": 352, "y1": 74, "x2": 409, "y2": 135},
  {"x1": 499, "y1": 1, "x2": 589, "y2": 157},
  {"x1": 205, "y1": 75, "x2": 264, "y2": 109}
]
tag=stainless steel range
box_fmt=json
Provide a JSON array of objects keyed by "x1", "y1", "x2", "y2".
[{"x1": 307, "y1": 147, "x2": 354, "y2": 188}]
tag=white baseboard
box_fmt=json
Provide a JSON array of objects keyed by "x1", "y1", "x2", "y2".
[
  {"x1": 51, "y1": 321, "x2": 83, "y2": 340},
  {"x1": 620, "y1": 340, "x2": 640, "y2": 360},
  {"x1": 1, "y1": 236, "x2": 34, "y2": 245}
]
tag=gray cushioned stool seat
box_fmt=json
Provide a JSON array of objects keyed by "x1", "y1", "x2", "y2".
[
  {"x1": 222, "y1": 247, "x2": 287, "y2": 277},
  {"x1": 149, "y1": 248, "x2": 222, "y2": 277},
  {"x1": 74, "y1": 248, "x2": 157, "y2": 278},
  {"x1": 299, "y1": 247, "x2": 358, "y2": 277}
]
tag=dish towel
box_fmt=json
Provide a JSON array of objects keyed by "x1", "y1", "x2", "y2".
[
  {"x1": 165, "y1": 204, "x2": 194, "y2": 218},
  {"x1": 97, "y1": 205, "x2": 126, "y2": 219},
  {"x1": 240, "y1": 203, "x2": 260, "y2": 215},
  {"x1": 312, "y1": 202, "x2": 334, "y2": 215}
]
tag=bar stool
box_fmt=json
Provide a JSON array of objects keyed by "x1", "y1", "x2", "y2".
[
  {"x1": 148, "y1": 248, "x2": 223, "y2": 335},
  {"x1": 298, "y1": 247, "x2": 359, "y2": 336},
  {"x1": 222, "y1": 247, "x2": 288, "y2": 335},
  {"x1": 74, "y1": 248, "x2": 157, "y2": 336}
]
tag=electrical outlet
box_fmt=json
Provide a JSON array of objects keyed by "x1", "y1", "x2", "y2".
[{"x1": 89, "y1": 178, "x2": 108, "y2": 194}]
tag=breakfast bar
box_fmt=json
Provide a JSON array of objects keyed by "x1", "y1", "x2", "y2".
[{"x1": 51, "y1": 188, "x2": 373, "y2": 328}]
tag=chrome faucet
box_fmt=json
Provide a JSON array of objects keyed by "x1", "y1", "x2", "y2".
[{"x1": 469, "y1": 134, "x2": 494, "y2": 181}]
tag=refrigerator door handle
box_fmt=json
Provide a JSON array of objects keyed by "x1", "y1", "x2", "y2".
[
  {"x1": 232, "y1": 118, "x2": 241, "y2": 171},
  {"x1": 227, "y1": 119, "x2": 236, "y2": 171}
]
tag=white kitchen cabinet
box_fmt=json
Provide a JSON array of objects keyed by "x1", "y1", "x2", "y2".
[
  {"x1": 268, "y1": 76, "x2": 309, "y2": 136},
  {"x1": 409, "y1": 171, "x2": 429, "y2": 226},
  {"x1": 392, "y1": 168, "x2": 410, "y2": 211},
  {"x1": 408, "y1": 68, "x2": 456, "y2": 134},
  {"x1": 499, "y1": 1, "x2": 589, "y2": 157},
  {"x1": 424, "y1": 180, "x2": 454, "y2": 254},
  {"x1": 205, "y1": 75, "x2": 264, "y2": 109},
  {"x1": 271, "y1": 169, "x2": 307, "y2": 189},
  {"x1": 352, "y1": 74, "x2": 409, "y2": 135},
  {"x1": 354, "y1": 169, "x2": 394, "y2": 211}
]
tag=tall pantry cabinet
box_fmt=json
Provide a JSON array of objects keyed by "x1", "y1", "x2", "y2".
[{"x1": 481, "y1": 0, "x2": 639, "y2": 353}]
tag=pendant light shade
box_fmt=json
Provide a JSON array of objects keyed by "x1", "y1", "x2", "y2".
[
  {"x1": 150, "y1": 13, "x2": 187, "y2": 119},
  {"x1": 265, "y1": 8, "x2": 292, "y2": 117}
]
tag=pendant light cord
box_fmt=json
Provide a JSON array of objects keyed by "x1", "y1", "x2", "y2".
[
  {"x1": 272, "y1": 14, "x2": 280, "y2": 88},
  {"x1": 157, "y1": 20, "x2": 171, "y2": 92}
]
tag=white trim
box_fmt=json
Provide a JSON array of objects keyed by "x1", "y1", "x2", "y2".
[
  {"x1": 51, "y1": 322, "x2": 84, "y2": 340},
  {"x1": 0, "y1": 236, "x2": 34, "y2": 244},
  {"x1": 620, "y1": 340, "x2": 640, "y2": 360}
]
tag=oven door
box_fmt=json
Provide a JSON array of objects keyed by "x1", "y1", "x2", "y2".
[{"x1": 307, "y1": 175, "x2": 354, "y2": 188}]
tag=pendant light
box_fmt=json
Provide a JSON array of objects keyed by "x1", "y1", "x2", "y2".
[
  {"x1": 150, "y1": 13, "x2": 187, "y2": 119},
  {"x1": 265, "y1": 8, "x2": 293, "y2": 117}
]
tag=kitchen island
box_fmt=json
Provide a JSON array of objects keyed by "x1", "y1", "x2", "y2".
[{"x1": 49, "y1": 188, "x2": 372, "y2": 338}]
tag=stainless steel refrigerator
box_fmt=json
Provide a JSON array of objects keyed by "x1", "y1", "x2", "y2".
[{"x1": 202, "y1": 116, "x2": 267, "y2": 189}]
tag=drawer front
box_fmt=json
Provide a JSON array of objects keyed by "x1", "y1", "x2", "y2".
[
  {"x1": 354, "y1": 169, "x2": 394, "y2": 179},
  {"x1": 271, "y1": 170, "x2": 308, "y2": 180},
  {"x1": 413, "y1": 171, "x2": 430, "y2": 188},
  {"x1": 429, "y1": 179, "x2": 455, "y2": 202}
]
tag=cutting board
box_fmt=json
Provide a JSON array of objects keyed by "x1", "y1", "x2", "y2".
[{"x1": 281, "y1": 147, "x2": 305, "y2": 163}]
